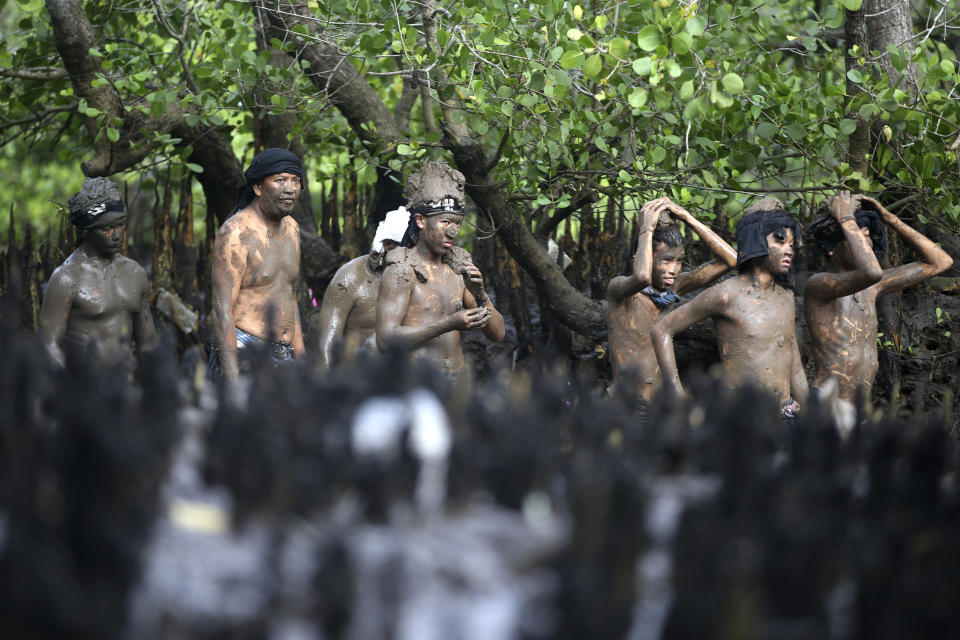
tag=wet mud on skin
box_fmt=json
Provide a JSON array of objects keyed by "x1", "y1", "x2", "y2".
[
  {"x1": 404, "y1": 162, "x2": 466, "y2": 210},
  {"x1": 316, "y1": 255, "x2": 387, "y2": 369},
  {"x1": 608, "y1": 293, "x2": 663, "y2": 398}
]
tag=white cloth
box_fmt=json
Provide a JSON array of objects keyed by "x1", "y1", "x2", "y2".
[{"x1": 372, "y1": 206, "x2": 410, "y2": 252}]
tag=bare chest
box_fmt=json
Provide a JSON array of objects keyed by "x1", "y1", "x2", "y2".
[
  {"x1": 72, "y1": 266, "x2": 141, "y2": 319},
  {"x1": 407, "y1": 269, "x2": 464, "y2": 319},
  {"x1": 241, "y1": 233, "x2": 298, "y2": 288},
  {"x1": 722, "y1": 289, "x2": 794, "y2": 345}
]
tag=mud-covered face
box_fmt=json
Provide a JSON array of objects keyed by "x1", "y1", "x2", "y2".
[
  {"x1": 763, "y1": 227, "x2": 795, "y2": 275},
  {"x1": 368, "y1": 240, "x2": 397, "y2": 270},
  {"x1": 416, "y1": 212, "x2": 463, "y2": 255},
  {"x1": 254, "y1": 172, "x2": 302, "y2": 218},
  {"x1": 652, "y1": 243, "x2": 683, "y2": 291},
  {"x1": 84, "y1": 220, "x2": 126, "y2": 258}
]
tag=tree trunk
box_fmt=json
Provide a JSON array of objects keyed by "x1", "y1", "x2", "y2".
[
  {"x1": 152, "y1": 171, "x2": 174, "y2": 293},
  {"x1": 865, "y1": 0, "x2": 919, "y2": 96},
  {"x1": 845, "y1": 6, "x2": 870, "y2": 176}
]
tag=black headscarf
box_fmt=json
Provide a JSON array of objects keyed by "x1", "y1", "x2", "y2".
[
  {"x1": 231, "y1": 148, "x2": 305, "y2": 215},
  {"x1": 68, "y1": 177, "x2": 127, "y2": 231},
  {"x1": 735, "y1": 209, "x2": 802, "y2": 271},
  {"x1": 805, "y1": 208, "x2": 887, "y2": 258},
  {"x1": 399, "y1": 198, "x2": 464, "y2": 248}
]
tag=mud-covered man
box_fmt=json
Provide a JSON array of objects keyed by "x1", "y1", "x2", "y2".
[
  {"x1": 316, "y1": 206, "x2": 409, "y2": 370},
  {"x1": 607, "y1": 197, "x2": 737, "y2": 400},
  {"x1": 210, "y1": 148, "x2": 306, "y2": 380},
  {"x1": 376, "y1": 162, "x2": 505, "y2": 376},
  {"x1": 40, "y1": 177, "x2": 157, "y2": 370},
  {"x1": 652, "y1": 198, "x2": 809, "y2": 417},
  {"x1": 804, "y1": 191, "x2": 952, "y2": 408}
]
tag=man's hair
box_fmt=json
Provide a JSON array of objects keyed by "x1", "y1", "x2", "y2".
[
  {"x1": 652, "y1": 223, "x2": 685, "y2": 250},
  {"x1": 805, "y1": 199, "x2": 887, "y2": 258}
]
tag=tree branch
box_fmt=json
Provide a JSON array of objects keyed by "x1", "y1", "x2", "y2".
[{"x1": 0, "y1": 67, "x2": 68, "y2": 80}]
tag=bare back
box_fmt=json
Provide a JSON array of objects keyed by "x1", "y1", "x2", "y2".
[{"x1": 317, "y1": 256, "x2": 383, "y2": 367}]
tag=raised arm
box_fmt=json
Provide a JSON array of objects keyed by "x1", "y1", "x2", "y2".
[
  {"x1": 375, "y1": 263, "x2": 486, "y2": 351},
  {"x1": 316, "y1": 269, "x2": 356, "y2": 370},
  {"x1": 651, "y1": 283, "x2": 729, "y2": 398},
  {"x1": 804, "y1": 191, "x2": 883, "y2": 302},
  {"x1": 862, "y1": 195, "x2": 954, "y2": 296},
  {"x1": 39, "y1": 268, "x2": 75, "y2": 368},
  {"x1": 211, "y1": 222, "x2": 247, "y2": 380},
  {"x1": 667, "y1": 202, "x2": 738, "y2": 295},
  {"x1": 462, "y1": 262, "x2": 505, "y2": 343},
  {"x1": 606, "y1": 198, "x2": 670, "y2": 301}
]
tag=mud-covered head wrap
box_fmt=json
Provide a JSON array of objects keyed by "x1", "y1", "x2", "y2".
[
  {"x1": 372, "y1": 206, "x2": 410, "y2": 253},
  {"x1": 231, "y1": 148, "x2": 305, "y2": 215},
  {"x1": 735, "y1": 199, "x2": 802, "y2": 271},
  {"x1": 401, "y1": 162, "x2": 466, "y2": 247},
  {"x1": 805, "y1": 201, "x2": 887, "y2": 258},
  {"x1": 68, "y1": 177, "x2": 127, "y2": 231}
]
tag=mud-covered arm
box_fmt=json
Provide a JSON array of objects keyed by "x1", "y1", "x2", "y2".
[
  {"x1": 606, "y1": 199, "x2": 668, "y2": 301},
  {"x1": 316, "y1": 271, "x2": 356, "y2": 370},
  {"x1": 863, "y1": 196, "x2": 954, "y2": 296},
  {"x1": 651, "y1": 284, "x2": 728, "y2": 397},
  {"x1": 290, "y1": 222, "x2": 305, "y2": 358},
  {"x1": 790, "y1": 334, "x2": 809, "y2": 408},
  {"x1": 132, "y1": 268, "x2": 157, "y2": 355},
  {"x1": 39, "y1": 269, "x2": 74, "y2": 368},
  {"x1": 211, "y1": 223, "x2": 247, "y2": 380},
  {"x1": 376, "y1": 263, "x2": 480, "y2": 351},
  {"x1": 805, "y1": 191, "x2": 882, "y2": 302},
  {"x1": 669, "y1": 203, "x2": 738, "y2": 295},
  {"x1": 462, "y1": 263, "x2": 505, "y2": 342}
]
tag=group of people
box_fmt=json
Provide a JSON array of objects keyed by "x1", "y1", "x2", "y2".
[
  {"x1": 40, "y1": 151, "x2": 505, "y2": 382},
  {"x1": 38, "y1": 147, "x2": 953, "y2": 424},
  {"x1": 608, "y1": 192, "x2": 952, "y2": 424}
]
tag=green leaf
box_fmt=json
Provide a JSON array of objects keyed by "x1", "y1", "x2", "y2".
[
  {"x1": 609, "y1": 37, "x2": 630, "y2": 59},
  {"x1": 785, "y1": 123, "x2": 806, "y2": 139},
  {"x1": 839, "y1": 118, "x2": 858, "y2": 135},
  {"x1": 106, "y1": 127, "x2": 120, "y2": 143},
  {"x1": 679, "y1": 79, "x2": 694, "y2": 101},
  {"x1": 841, "y1": 0, "x2": 863, "y2": 10},
  {"x1": 501, "y1": 101, "x2": 514, "y2": 116},
  {"x1": 567, "y1": 28, "x2": 583, "y2": 41},
  {"x1": 672, "y1": 33, "x2": 693, "y2": 56},
  {"x1": 755, "y1": 122, "x2": 777, "y2": 139},
  {"x1": 632, "y1": 57, "x2": 652, "y2": 76},
  {"x1": 846, "y1": 69, "x2": 863, "y2": 83},
  {"x1": 594, "y1": 15, "x2": 608, "y2": 31},
  {"x1": 636, "y1": 25, "x2": 661, "y2": 52},
  {"x1": 582, "y1": 54, "x2": 602, "y2": 78},
  {"x1": 560, "y1": 50, "x2": 584, "y2": 69},
  {"x1": 650, "y1": 146, "x2": 667, "y2": 163},
  {"x1": 185, "y1": 163, "x2": 204, "y2": 173},
  {"x1": 721, "y1": 72, "x2": 743, "y2": 93},
  {"x1": 397, "y1": 143, "x2": 412, "y2": 156},
  {"x1": 684, "y1": 16, "x2": 706, "y2": 37},
  {"x1": 628, "y1": 88, "x2": 648, "y2": 109}
]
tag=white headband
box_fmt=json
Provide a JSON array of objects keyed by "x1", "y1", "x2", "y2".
[{"x1": 372, "y1": 206, "x2": 410, "y2": 252}]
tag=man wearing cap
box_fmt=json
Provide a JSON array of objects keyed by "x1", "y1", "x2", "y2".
[
  {"x1": 40, "y1": 177, "x2": 157, "y2": 370},
  {"x1": 316, "y1": 206, "x2": 409, "y2": 370},
  {"x1": 652, "y1": 197, "x2": 809, "y2": 418},
  {"x1": 376, "y1": 162, "x2": 505, "y2": 376},
  {"x1": 210, "y1": 148, "x2": 306, "y2": 380},
  {"x1": 804, "y1": 191, "x2": 952, "y2": 410}
]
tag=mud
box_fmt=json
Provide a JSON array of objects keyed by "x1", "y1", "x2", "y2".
[{"x1": 404, "y1": 162, "x2": 466, "y2": 210}]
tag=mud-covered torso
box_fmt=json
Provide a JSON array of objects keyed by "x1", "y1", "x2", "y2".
[
  {"x1": 229, "y1": 213, "x2": 300, "y2": 343},
  {"x1": 607, "y1": 292, "x2": 662, "y2": 398},
  {"x1": 715, "y1": 278, "x2": 797, "y2": 404},
  {"x1": 386, "y1": 246, "x2": 467, "y2": 373},
  {"x1": 805, "y1": 284, "x2": 879, "y2": 401},
  {"x1": 58, "y1": 252, "x2": 145, "y2": 365},
  {"x1": 342, "y1": 258, "x2": 383, "y2": 353}
]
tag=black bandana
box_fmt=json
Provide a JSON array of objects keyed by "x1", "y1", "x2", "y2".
[
  {"x1": 641, "y1": 286, "x2": 680, "y2": 308},
  {"x1": 735, "y1": 209, "x2": 802, "y2": 271},
  {"x1": 805, "y1": 208, "x2": 887, "y2": 257},
  {"x1": 400, "y1": 200, "x2": 464, "y2": 248},
  {"x1": 231, "y1": 148, "x2": 305, "y2": 215},
  {"x1": 69, "y1": 200, "x2": 126, "y2": 231}
]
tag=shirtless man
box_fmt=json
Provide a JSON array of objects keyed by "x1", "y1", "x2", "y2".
[
  {"x1": 210, "y1": 148, "x2": 306, "y2": 380},
  {"x1": 652, "y1": 198, "x2": 808, "y2": 417},
  {"x1": 804, "y1": 191, "x2": 952, "y2": 406},
  {"x1": 607, "y1": 197, "x2": 737, "y2": 400},
  {"x1": 316, "y1": 206, "x2": 408, "y2": 370},
  {"x1": 376, "y1": 162, "x2": 505, "y2": 376},
  {"x1": 40, "y1": 177, "x2": 157, "y2": 371}
]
